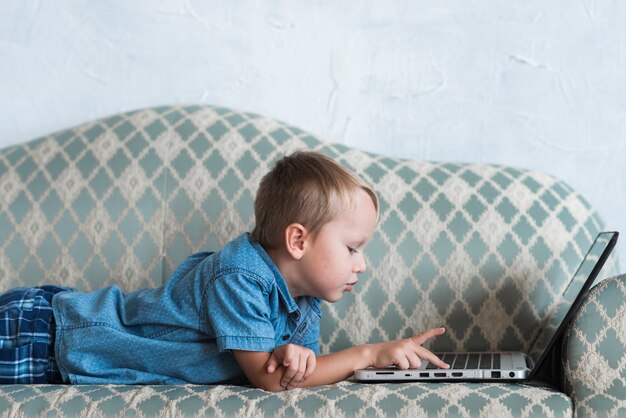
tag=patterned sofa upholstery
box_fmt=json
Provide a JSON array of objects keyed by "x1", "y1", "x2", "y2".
[{"x1": 0, "y1": 105, "x2": 623, "y2": 417}]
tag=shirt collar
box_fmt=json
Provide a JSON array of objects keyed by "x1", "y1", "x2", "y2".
[{"x1": 305, "y1": 296, "x2": 322, "y2": 317}]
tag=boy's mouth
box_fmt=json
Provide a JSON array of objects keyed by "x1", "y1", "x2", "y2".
[{"x1": 345, "y1": 280, "x2": 359, "y2": 291}]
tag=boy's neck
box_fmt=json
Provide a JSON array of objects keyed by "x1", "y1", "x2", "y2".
[{"x1": 264, "y1": 246, "x2": 306, "y2": 299}]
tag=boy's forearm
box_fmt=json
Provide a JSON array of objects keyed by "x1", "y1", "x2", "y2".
[
  {"x1": 233, "y1": 345, "x2": 372, "y2": 392},
  {"x1": 242, "y1": 328, "x2": 448, "y2": 391},
  {"x1": 297, "y1": 344, "x2": 373, "y2": 388}
]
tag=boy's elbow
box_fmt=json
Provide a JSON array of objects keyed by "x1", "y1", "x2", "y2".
[
  {"x1": 245, "y1": 372, "x2": 285, "y2": 392},
  {"x1": 257, "y1": 382, "x2": 284, "y2": 392},
  {"x1": 250, "y1": 378, "x2": 284, "y2": 392}
]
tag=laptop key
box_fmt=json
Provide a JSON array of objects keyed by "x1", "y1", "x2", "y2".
[
  {"x1": 467, "y1": 353, "x2": 480, "y2": 369},
  {"x1": 453, "y1": 354, "x2": 467, "y2": 369},
  {"x1": 479, "y1": 354, "x2": 492, "y2": 369},
  {"x1": 492, "y1": 354, "x2": 501, "y2": 369},
  {"x1": 427, "y1": 353, "x2": 448, "y2": 369}
]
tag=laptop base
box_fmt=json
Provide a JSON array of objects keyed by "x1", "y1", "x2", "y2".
[{"x1": 353, "y1": 352, "x2": 530, "y2": 382}]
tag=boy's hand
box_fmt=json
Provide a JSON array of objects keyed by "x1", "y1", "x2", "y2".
[
  {"x1": 266, "y1": 344, "x2": 316, "y2": 389},
  {"x1": 370, "y1": 327, "x2": 450, "y2": 369}
]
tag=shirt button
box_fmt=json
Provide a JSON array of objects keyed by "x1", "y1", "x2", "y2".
[
  {"x1": 282, "y1": 334, "x2": 290, "y2": 341},
  {"x1": 291, "y1": 311, "x2": 300, "y2": 320}
]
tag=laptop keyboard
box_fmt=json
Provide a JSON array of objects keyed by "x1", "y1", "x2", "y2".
[{"x1": 426, "y1": 353, "x2": 501, "y2": 369}]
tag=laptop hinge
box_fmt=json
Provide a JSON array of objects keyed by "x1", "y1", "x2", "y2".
[{"x1": 529, "y1": 332, "x2": 565, "y2": 391}]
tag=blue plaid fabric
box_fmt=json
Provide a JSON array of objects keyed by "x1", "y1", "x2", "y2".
[{"x1": 0, "y1": 286, "x2": 72, "y2": 384}]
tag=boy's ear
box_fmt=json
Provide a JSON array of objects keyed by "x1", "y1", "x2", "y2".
[{"x1": 284, "y1": 223, "x2": 308, "y2": 260}]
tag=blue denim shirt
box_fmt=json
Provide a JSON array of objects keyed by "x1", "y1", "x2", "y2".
[{"x1": 52, "y1": 234, "x2": 321, "y2": 384}]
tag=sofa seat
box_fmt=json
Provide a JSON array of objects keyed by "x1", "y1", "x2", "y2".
[{"x1": 0, "y1": 381, "x2": 571, "y2": 417}]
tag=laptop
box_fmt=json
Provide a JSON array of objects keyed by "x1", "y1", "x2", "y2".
[{"x1": 354, "y1": 231, "x2": 618, "y2": 383}]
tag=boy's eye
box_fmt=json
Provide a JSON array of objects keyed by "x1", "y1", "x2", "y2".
[{"x1": 348, "y1": 246, "x2": 359, "y2": 254}]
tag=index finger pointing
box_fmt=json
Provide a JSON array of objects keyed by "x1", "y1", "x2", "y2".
[
  {"x1": 417, "y1": 347, "x2": 449, "y2": 369},
  {"x1": 411, "y1": 327, "x2": 446, "y2": 346}
]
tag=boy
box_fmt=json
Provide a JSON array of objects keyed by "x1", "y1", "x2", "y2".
[{"x1": 0, "y1": 151, "x2": 448, "y2": 391}]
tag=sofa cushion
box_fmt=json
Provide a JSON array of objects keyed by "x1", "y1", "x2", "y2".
[{"x1": 0, "y1": 381, "x2": 572, "y2": 417}]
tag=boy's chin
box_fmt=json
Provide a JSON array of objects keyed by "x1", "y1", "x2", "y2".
[{"x1": 322, "y1": 292, "x2": 346, "y2": 303}]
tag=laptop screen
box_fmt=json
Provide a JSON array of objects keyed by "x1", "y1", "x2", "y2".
[{"x1": 528, "y1": 231, "x2": 618, "y2": 367}]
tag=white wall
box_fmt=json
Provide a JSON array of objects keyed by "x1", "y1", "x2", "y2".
[{"x1": 1, "y1": 0, "x2": 624, "y2": 269}]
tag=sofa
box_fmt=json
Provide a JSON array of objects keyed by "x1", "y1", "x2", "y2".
[{"x1": 0, "y1": 104, "x2": 623, "y2": 417}]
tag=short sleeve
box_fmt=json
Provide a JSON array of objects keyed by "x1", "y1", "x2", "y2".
[{"x1": 203, "y1": 272, "x2": 276, "y2": 352}]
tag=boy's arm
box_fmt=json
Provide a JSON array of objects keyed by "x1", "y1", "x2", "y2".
[
  {"x1": 234, "y1": 345, "x2": 371, "y2": 391},
  {"x1": 233, "y1": 350, "x2": 309, "y2": 392},
  {"x1": 233, "y1": 327, "x2": 448, "y2": 392},
  {"x1": 233, "y1": 346, "x2": 372, "y2": 392}
]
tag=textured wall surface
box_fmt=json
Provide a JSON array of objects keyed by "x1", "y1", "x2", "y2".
[{"x1": 0, "y1": 0, "x2": 624, "y2": 269}]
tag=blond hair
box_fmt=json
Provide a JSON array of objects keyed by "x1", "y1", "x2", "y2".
[{"x1": 250, "y1": 151, "x2": 378, "y2": 249}]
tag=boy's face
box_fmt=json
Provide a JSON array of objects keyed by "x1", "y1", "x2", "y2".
[{"x1": 297, "y1": 189, "x2": 378, "y2": 302}]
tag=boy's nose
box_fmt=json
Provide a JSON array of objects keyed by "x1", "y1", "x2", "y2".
[{"x1": 354, "y1": 255, "x2": 366, "y2": 274}]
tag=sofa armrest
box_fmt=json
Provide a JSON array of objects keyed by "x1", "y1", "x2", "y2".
[{"x1": 564, "y1": 273, "x2": 626, "y2": 416}]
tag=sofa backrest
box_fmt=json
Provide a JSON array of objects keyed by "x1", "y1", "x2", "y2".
[{"x1": 0, "y1": 105, "x2": 610, "y2": 354}]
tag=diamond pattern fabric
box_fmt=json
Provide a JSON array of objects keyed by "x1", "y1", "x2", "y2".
[
  {"x1": 0, "y1": 381, "x2": 572, "y2": 417},
  {"x1": 565, "y1": 274, "x2": 626, "y2": 418},
  {"x1": 0, "y1": 105, "x2": 620, "y2": 416}
]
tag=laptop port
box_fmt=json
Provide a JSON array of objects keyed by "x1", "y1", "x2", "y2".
[
  {"x1": 434, "y1": 373, "x2": 446, "y2": 377},
  {"x1": 509, "y1": 372, "x2": 515, "y2": 378},
  {"x1": 452, "y1": 372, "x2": 462, "y2": 377},
  {"x1": 491, "y1": 371, "x2": 501, "y2": 378},
  {"x1": 419, "y1": 373, "x2": 429, "y2": 378}
]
